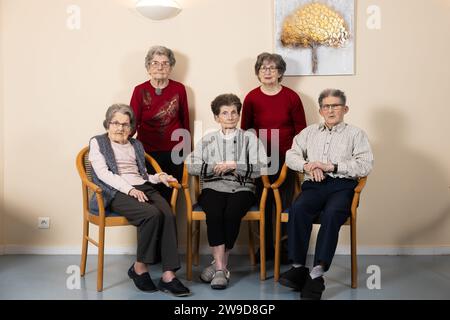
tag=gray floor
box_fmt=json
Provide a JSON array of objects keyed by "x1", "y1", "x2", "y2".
[{"x1": 0, "y1": 254, "x2": 449, "y2": 300}]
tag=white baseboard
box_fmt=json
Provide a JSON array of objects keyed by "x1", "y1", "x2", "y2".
[
  {"x1": 2, "y1": 245, "x2": 137, "y2": 255},
  {"x1": 1, "y1": 244, "x2": 450, "y2": 255}
]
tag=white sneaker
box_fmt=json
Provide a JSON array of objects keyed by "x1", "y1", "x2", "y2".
[
  {"x1": 211, "y1": 270, "x2": 230, "y2": 290},
  {"x1": 200, "y1": 260, "x2": 216, "y2": 283}
]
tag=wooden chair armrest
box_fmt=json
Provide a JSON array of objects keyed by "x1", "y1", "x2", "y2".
[
  {"x1": 354, "y1": 176, "x2": 368, "y2": 193},
  {"x1": 273, "y1": 187, "x2": 283, "y2": 215},
  {"x1": 169, "y1": 181, "x2": 181, "y2": 189},
  {"x1": 271, "y1": 163, "x2": 289, "y2": 189},
  {"x1": 181, "y1": 163, "x2": 189, "y2": 189},
  {"x1": 145, "y1": 153, "x2": 163, "y2": 173},
  {"x1": 94, "y1": 192, "x2": 107, "y2": 219},
  {"x1": 261, "y1": 175, "x2": 271, "y2": 189},
  {"x1": 351, "y1": 176, "x2": 368, "y2": 219},
  {"x1": 81, "y1": 176, "x2": 102, "y2": 194}
]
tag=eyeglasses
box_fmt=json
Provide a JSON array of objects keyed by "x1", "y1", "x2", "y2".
[
  {"x1": 320, "y1": 104, "x2": 344, "y2": 111},
  {"x1": 219, "y1": 111, "x2": 239, "y2": 118},
  {"x1": 109, "y1": 121, "x2": 131, "y2": 129},
  {"x1": 150, "y1": 60, "x2": 171, "y2": 68},
  {"x1": 259, "y1": 66, "x2": 278, "y2": 73}
]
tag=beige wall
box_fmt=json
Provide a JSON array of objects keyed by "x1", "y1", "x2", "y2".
[
  {"x1": 1, "y1": 0, "x2": 449, "y2": 254},
  {"x1": 0, "y1": 0, "x2": 4, "y2": 249}
]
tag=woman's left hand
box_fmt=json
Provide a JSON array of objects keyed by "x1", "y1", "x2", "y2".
[
  {"x1": 213, "y1": 161, "x2": 237, "y2": 175},
  {"x1": 158, "y1": 172, "x2": 178, "y2": 187}
]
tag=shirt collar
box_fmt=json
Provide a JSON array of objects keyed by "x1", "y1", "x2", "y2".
[
  {"x1": 319, "y1": 121, "x2": 347, "y2": 133},
  {"x1": 219, "y1": 128, "x2": 238, "y2": 140}
]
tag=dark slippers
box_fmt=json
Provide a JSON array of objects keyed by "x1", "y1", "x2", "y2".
[
  {"x1": 127, "y1": 265, "x2": 157, "y2": 292},
  {"x1": 157, "y1": 278, "x2": 191, "y2": 297},
  {"x1": 278, "y1": 266, "x2": 310, "y2": 291},
  {"x1": 300, "y1": 276, "x2": 325, "y2": 300}
]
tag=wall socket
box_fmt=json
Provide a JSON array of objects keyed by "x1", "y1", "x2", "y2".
[{"x1": 38, "y1": 217, "x2": 50, "y2": 229}]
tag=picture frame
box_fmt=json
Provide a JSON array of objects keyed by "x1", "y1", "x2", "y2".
[{"x1": 274, "y1": 0, "x2": 355, "y2": 76}]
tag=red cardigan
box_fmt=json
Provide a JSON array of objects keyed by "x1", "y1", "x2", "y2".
[
  {"x1": 130, "y1": 79, "x2": 190, "y2": 153},
  {"x1": 241, "y1": 86, "x2": 306, "y2": 159}
]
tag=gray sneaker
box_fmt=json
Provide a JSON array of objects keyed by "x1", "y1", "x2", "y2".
[
  {"x1": 211, "y1": 270, "x2": 230, "y2": 290},
  {"x1": 200, "y1": 261, "x2": 216, "y2": 283}
]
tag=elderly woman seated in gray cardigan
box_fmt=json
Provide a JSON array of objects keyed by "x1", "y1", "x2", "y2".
[
  {"x1": 88, "y1": 104, "x2": 190, "y2": 297},
  {"x1": 186, "y1": 94, "x2": 267, "y2": 290}
]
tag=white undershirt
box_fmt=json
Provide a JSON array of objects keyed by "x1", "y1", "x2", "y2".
[
  {"x1": 88, "y1": 139, "x2": 160, "y2": 195},
  {"x1": 219, "y1": 129, "x2": 238, "y2": 140}
]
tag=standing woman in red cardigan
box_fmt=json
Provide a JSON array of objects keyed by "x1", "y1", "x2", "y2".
[
  {"x1": 241, "y1": 52, "x2": 307, "y2": 263},
  {"x1": 130, "y1": 46, "x2": 190, "y2": 203}
]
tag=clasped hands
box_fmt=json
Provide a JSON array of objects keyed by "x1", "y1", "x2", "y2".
[
  {"x1": 213, "y1": 161, "x2": 237, "y2": 176},
  {"x1": 129, "y1": 172, "x2": 177, "y2": 202},
  {"x1": 304, "y1": 161, "x2": 334, "y2": 182}
]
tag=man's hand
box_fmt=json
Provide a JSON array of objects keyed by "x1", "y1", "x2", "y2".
[
  {"x1": 304, "y1": 161, "x2": 334, "y2": 173},
  {"x1": 213, "y1": 161, "x2": 237, "y2": 175},
  {"x1": 128, "y1": 188, "x2": 148, "y2": 202},
  {"x1": 311, "y1": 168, "x2": 325, "y2": 182},
  {"x1": 304, "y1": 161, "x2": 335, "y2": 182}
]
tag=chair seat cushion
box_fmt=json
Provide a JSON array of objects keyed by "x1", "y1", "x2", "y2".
[
  {"x1": 89, "y1": 206, "x2": 122, "y2": 217},
  {"x1": 193, "y1": 203, "x2": 259, "y2": 212}
]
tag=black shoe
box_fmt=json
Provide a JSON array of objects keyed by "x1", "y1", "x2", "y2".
[
  {"x1": 157, "y1": 278, "x2": 192, "y2": 297},
  {"x1": 127, "y1": 265, "x2": 157, "y2": 292},
  {"x1": 300, "y1": 276, "x2": 325, "y2": 300},
  {"x1": 278, "y1": 266, "x2": 309, "y2": 291}
]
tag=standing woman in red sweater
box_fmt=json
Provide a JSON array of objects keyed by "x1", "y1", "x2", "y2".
[
  {"x1": 130, "y1": 46, "x2": 190, "y2": 203},
  {"x1": 241, "y1": 52, "x2": 307, "y2": 262}
]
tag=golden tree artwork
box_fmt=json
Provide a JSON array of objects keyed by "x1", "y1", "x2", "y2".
[{"x1": 281, "y1": 2, "x2": 350, "y2": 74}]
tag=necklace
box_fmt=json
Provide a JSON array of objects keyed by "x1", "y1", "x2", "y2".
[{"x1": 150, "y1": 79, "x2": 169, "y2": 96}]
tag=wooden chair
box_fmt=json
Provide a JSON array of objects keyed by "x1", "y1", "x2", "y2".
[
  {"x1": 182, "y1": 163, "x2": 271, "y2": 281},
  {"x1": 272, "y1": 163, "x2": 368, "y2": 288},
  {"x1": 75, "y1": 146, "x2": 180, "y2": 292}
]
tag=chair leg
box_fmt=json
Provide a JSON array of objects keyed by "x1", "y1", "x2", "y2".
[
  {"x1": 97, "y1": 223, "x2": 105, "y2": 292},
  {"x1": 248, "y1": 221, "x2": 256, "y2": 266},
  {"x1": 194, "y1": 220, "x2": 200, "y2": 266},
  {"x1": 80, "y1": 217, "x2": 89, "y2": 277},
  {"x1": 274, "y1": 217, "x2": 282, "y2": 282},
  {"x1": 350, "y1": 218, "x2": 357, "y2": 289},
  {"x1": 186, "y1": 218, "x2": 193, "y2": 281},
  {"x1": 259, "y1": 218, "x2": 266, "y2": 281}
]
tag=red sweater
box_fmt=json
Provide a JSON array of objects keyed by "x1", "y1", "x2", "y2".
[
  {"x1": 241, "y1": 86, "x2": 306, "y2": 158},
  {"x1": 130, "y1": 79, "x2": 190, "y2": 153}
]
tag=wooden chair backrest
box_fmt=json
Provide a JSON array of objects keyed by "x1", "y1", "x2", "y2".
[{"x1": 82, "y1": 150, "x2": 95, "y2": 200}]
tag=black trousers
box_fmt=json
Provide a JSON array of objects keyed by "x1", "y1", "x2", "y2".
[
  {"x1": 109, "y1": 183, "x2": 180, "y2": 272},
  {"x1": 287, "y1": 177, "x2": 357, "y2": 271},
  {"x1": 146, "y1": 151, "x2": 184, "y2": 204},
  {"x1": 198, "y1": 189, "x2": 255, "y2": 250}
]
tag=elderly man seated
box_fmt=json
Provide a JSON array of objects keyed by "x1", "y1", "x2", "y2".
[{"x1": 279, "y1": 89, "x2": 374, "y2": 300}]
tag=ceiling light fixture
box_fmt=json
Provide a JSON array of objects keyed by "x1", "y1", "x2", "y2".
[{"x1": 136, "y1": 0, "x2": 182, "y2": 20}]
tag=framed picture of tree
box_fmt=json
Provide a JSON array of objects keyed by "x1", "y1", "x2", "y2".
[{"x1": 274, "y1": 0, "x2": 355, "y2": 76}]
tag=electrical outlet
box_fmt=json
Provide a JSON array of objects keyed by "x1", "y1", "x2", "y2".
[{"x1": 38, "y1": 217, "x2": 50, "y2": 229}]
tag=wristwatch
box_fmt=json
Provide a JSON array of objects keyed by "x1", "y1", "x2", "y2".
[{"x1": 332, "y1": 163, "x2": 338, "y2": 174}]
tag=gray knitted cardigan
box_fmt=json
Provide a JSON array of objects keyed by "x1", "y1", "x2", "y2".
[{"x1": 186, "y1": 129, "x2": 267, "y2": 194}]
